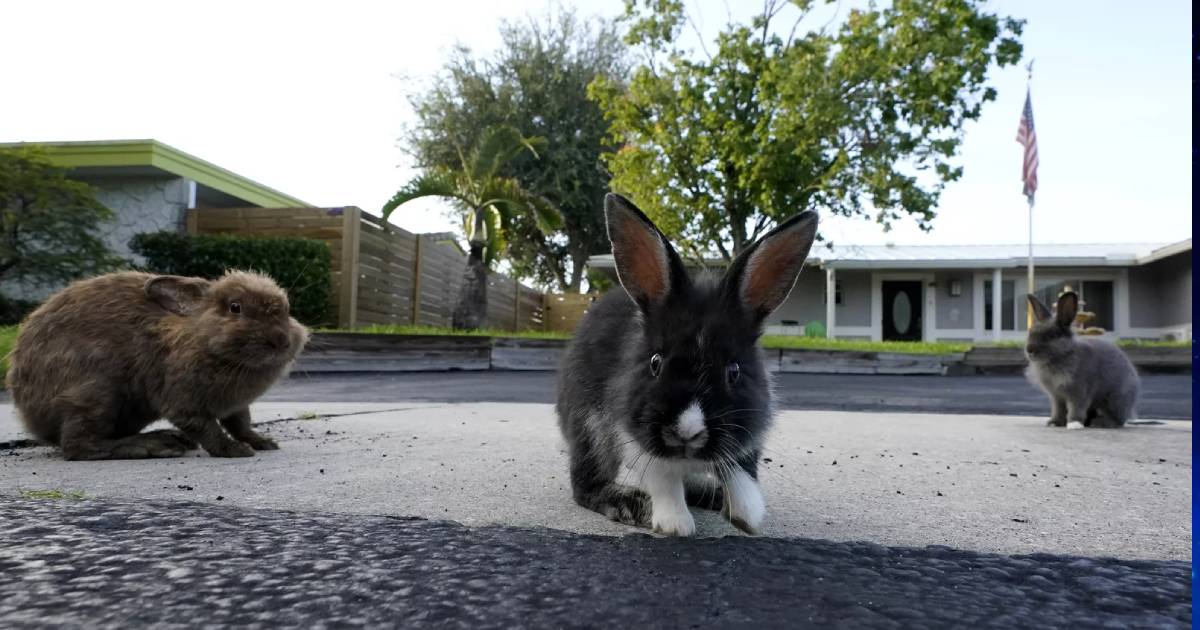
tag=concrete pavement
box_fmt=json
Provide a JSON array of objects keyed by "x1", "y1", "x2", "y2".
[{"x1": 1, "y1": 402, "x2": 1189, "y2": 560}]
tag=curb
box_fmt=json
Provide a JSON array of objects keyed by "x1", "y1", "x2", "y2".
[{"x1": 290, "y1": 333, "x2": 1190, "y2": 376}]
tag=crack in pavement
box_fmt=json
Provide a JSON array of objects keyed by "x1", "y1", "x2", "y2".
[{"x1": 0, "y1": 406, "x2": 445, "y2": 451}]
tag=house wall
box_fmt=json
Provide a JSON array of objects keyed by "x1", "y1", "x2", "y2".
[
  {"x1": 973, "y1": 266, "x2": 1141, "y2": 341},
  {"x1": 0, "y1": 175, "x2": 191, "y2": 302},
  {"x1": 592, "y1": 247, "x2": 1192, "y2": 342},
  {"x1": 1129, "y1": 251, "x2": 1191, "y2": 329},
  {"x1": 934, "y1": 270, "x2": 974, "y2": 330},
  {"x1": 835, "y1": 270, "x2": 872, "y2": 327},
  {"x1": 768, "y1": 271, "x2": 826, "y2": 327}
]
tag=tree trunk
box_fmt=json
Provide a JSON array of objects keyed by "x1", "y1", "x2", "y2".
[
  {"x1": 729, "y1": 210, "x2": 748, "y2": 257},
  {"x1": 451, "y1": 242, "x2": 488, "y2": 330},
  {"x1": 566, "y1": 249, "x2": 586, "y2": 293}
]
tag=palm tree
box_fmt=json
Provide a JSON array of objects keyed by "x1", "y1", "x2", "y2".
[{"x1": 383, "y1": 125, "x2": 562, "y2": 330}]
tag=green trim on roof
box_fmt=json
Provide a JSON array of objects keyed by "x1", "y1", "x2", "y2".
[{"x1": 9, "y1": 140, "x2": 310, "y2": 208}]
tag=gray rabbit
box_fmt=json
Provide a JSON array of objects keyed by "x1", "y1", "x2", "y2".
[
  {"x1": 556, "y1": 193, "x2": 818, "y2": 536},
  {"x1": 1024, "y1": 292, "x2": 1139, "y2": 429}
]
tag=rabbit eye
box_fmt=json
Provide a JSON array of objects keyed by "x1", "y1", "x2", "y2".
[
  {"x1": 726, "y1": 362, "x2": 740, "y2": 385},
  {"x1": 649, "y1": 353, "x2": 663, "y2": 377},
  {"x1": 229, "y1": 301, "x2": 242, "y2": 315}
]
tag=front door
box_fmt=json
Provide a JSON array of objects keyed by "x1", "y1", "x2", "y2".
[{"x1": 882, "y1": 281, "x2": 922, "y2": 341}]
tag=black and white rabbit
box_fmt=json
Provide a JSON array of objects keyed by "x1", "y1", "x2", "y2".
[
  {"x1": 1025, "y1": 291, "x2": 1139, "y2": 429},
  {"x1": 556, "y1": 193, "x2": 818, "y2": 536}
]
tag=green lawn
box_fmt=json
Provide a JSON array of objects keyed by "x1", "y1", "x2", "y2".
[
  {"x1": 759, "y1": 336, "x2": 971, "y2": 354},
  {"x1": 319, "y1": 324, "x2": 571, "y2": 340},
  {"x1": 322, "y1": 325, "x2": 970, "y2": 354},
  {"x1": 0, "y1": 325, "x2": 17, "y2": 383},
  {"x1": 975, "y1": 339, "x2": 1192, "y2": 349},
  {"x1": 1117, "y1": 339, "x2": 1193, "y2": 348},
  {"x1": 324, "y1": 326, "x2": 1189, "y2": 354}
]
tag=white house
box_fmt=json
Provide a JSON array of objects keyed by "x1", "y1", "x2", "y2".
[{"x1": 587, "y1": 239, "x2": 1193, "y2": 343}]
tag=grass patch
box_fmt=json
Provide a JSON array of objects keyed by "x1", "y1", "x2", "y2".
[
  {"x1": 973, "y1": 341, "x2": 1024, "y2": 348},
  {"x1": 1117, "y1": 339, "x2": 1192, "y2": 348},
  {"x1": 760, "y1": 336, "x2": 971, "y2": 355},
  {"x1": 20, "y1": 489, "x2": 87, "y2": 500},
  {"x1": 320, "y1": 325, "x2": 571, "y2": 340},
  {"x1": 0, "y1": 325, "x2": 17, "y2": 383},
  {"x1": 975, "y1": 339, "x2": 1192, "y2": 349}
]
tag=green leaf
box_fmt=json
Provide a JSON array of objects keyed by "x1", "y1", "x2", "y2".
[
  {"x1": 381, "y1": 168, "x2": 462, "y2": 218},
  {"x1": 468, "y1": 125, "x2": 543, "y2": 183}
]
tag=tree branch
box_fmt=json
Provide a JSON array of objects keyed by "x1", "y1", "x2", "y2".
[
  {"x1": 714, "y1": 238, "x2": 731, "y2": 261},
  {"x1": 685, "y1": 2, "x2": 712, "y2": 61},
  {"x1": 749, "y1": 214, "x2": 768, "y2": 243}
]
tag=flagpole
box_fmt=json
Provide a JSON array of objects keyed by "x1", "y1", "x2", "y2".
[
  {"x1": 1025, "y1": 59, "x2": 1035, "y2": 330},
  {"x1": 1027, "y1": 195, "x2": 1034, "y2": 329}
]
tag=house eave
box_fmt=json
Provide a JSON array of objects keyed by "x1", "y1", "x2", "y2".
[
  {"x1": 1135, "y1": 239, "x2": 1192, "y2": 265},
  {"x1": 821, "y1": 257, "x2": 1138, "y2": 270},
  {"x1": 1, "y1": 139, "x2": 311, "y2": 208},
  {"x1": 587, "y1": 254, "x2": 1142, "y2": 272}
]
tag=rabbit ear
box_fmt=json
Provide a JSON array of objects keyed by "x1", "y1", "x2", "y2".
[
  {"x1": 604, "y1": 193, "x2": 689, "y2": 311},
  {"x1": 1027, "y1": 294, "x2": 1052, "y2": 322},
  {"x1": 723, "y1": 211, "x2": 819, "y2": 324},
  {"x1": 1055, "y1": 291, "x2": 1079, "y2": 328},
  {"x1": 146, "y1": 276, "x2": 210, "y2": 315}
]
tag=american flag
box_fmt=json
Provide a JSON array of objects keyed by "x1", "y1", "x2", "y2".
[{"x1": 1015, "y1": 88, "x2": 1038, "y2": 202}]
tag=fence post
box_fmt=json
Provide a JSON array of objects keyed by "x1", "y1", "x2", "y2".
[
  {"x1": 411, "y1": 233, "x2": 423, "y2": 325},
  {"x1": 338, "y1": 207, "x2": 361, "y2": 329},
  {"x1": 512, "y1": 277, "x2": 520, "y2": 331}
]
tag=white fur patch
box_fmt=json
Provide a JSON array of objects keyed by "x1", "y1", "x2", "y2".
[
  {"x1": 724, "y1": 466, "x2": 766, "y2": 533},
  {"x1": 642, "y1": 457, "x2": 696, "y2": 536},
  {"x1": 677, "y1": 401, "x2": 705, "y2": 441},
  {"x1": 1066, "y1": 421, "x2": 1085, "y2": 430}
]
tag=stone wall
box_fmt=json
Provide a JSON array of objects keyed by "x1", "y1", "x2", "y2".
[
  {"x1": 0, "y1": 176, "x2": 190, "y2": 302},
  {"x1": 87, "y1": 176, "x2": 190, "y2": 261}
]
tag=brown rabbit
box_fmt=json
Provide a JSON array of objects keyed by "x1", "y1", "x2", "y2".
[{"x1": 6, "y1": 270, "x2": 309, "y2": 460}]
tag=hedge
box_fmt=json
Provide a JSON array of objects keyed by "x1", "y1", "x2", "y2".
[
  {"x1": 129, "y1": 231, "x2": 332, "y2": 327},
  {"x1": 0, "y1": 295, "x2": 39, "y2": 326}
]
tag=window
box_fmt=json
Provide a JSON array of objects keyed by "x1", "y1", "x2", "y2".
[
  {"x1": 984, "y1": 280, "x2": 1016, "y2": 331},
  {"x1": 1029, "y1": 280, "x2": 1114, "y2": 331},
  {"x1": 823, "y1": 281, "x2": 843, "y2": 305}
]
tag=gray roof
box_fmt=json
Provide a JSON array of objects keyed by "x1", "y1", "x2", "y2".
[{"x1": 587, "y1": 239, "x2": 1190, "y2": 271}]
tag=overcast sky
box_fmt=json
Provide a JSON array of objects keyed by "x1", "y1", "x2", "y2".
[{"x1": 0, "y1": 1, "x2": 1190, "y2": 250}]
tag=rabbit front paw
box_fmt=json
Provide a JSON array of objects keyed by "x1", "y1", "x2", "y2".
[
  {"x1": 241, "y1": 432, "x2": 280, "y2": 450},
  {"x1": 652, "y1": 502, "x2": 696, "y2": 537},
  {"x1": 1066, "y1": 421, "x2": 1085, "y2": 430},
  {"x1": 723, "y1": 468, "x2": 766, "y2": 535}
]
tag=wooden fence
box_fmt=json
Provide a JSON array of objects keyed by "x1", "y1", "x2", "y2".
[
  {"x1": 542, "y1": 292, "x2": 598, "y2": 333},
  {"x1": 187, "y1": 206, "x2": 545, "y2": 331}
]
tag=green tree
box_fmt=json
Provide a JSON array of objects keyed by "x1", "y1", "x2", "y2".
[
  {"x1": 383, "y1": 125, "x2": 562, "y2": 330},
  {"x1": 0, "y1": 145, "x2": 122, "y2": 288},
  {"x1": 405, "y1": 8, "x2": 629, "y2": 291},
  {"x1": 590, "y1": 0, "x2": 1024, "y2": 259}
]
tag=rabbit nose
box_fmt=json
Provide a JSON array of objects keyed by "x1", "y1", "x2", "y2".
[
  {"x1": 662, "y1": 425, "x2": 708, "y2": 448},
  {"x1": 676, "y1": 423, "x2": 705, "y2": 442},
  {"x1": 664, "y1": 402, "x2": 708, "y2": 448},
  {"x1": 269, "y1": 333, "x2": 289, "y2": 350}
]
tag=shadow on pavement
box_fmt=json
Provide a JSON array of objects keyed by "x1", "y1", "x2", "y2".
[{"x1": 0, "y1": 497, "x2": 1189, "y2": 628}]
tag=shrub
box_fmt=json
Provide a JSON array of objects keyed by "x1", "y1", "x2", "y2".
[
  {"x1": 130, "y1": 232, "x2": 332, "y2": 327},
  {"x1": 803, "y1": 321, "x2": 826, "y2": 338}
]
